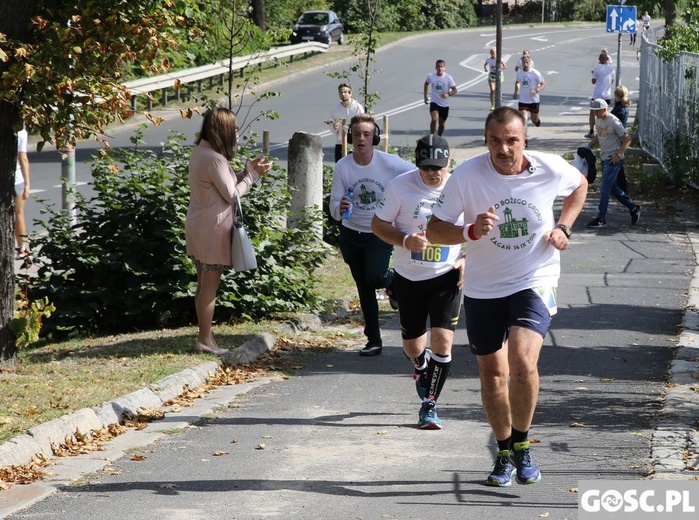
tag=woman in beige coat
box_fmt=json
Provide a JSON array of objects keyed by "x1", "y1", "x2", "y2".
[{"x1": 185, "y1": 107, "x2": 272, "y2": 354}]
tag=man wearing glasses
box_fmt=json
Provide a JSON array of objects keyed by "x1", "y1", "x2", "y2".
[
  {"x1": 372, "y1": 134, "x2": 464, "y2": 430},
  {"x1": 328, "y1": 82, "x2": 364, "y2": 162}
]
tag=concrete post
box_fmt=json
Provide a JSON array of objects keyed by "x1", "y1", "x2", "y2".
[
  {"x1": 287, "y1": 132, "x2": 323, "y2": 240},
  {"x1": 59, "y1": 145, "x2": 77, "y2": 226}
]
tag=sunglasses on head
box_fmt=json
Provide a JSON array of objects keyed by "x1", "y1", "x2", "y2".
[{"x1": 421, "y1": 165, "x2": 443, "y2": 172}]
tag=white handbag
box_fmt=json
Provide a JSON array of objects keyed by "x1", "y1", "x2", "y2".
[{"x1": 231, "y1": 197, "x2": 257, "y2": 272}]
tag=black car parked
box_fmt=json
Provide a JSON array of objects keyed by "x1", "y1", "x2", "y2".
[{"x1": 290, "y1": 10, "x2": 344, "y2": 45}]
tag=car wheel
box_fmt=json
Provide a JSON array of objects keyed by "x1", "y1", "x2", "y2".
[{"x1": 338, "y1": 32, "x2": 344, "y2": 45}]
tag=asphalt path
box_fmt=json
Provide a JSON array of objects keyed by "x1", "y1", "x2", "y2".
[
  {"x1": 6, "y1": 201, "x2": 695, "y2": 518},
  {"x1": 23, "y1": 23, "x2": 634, "y2": 236}
]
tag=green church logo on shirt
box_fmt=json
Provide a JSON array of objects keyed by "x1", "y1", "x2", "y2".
[
  {"x1": 497, "y1": 207, "x2": 529, "y2": 238},
  {"x1": 358, "y1": 183, "x2": 378, "y2": 204},
  {"x1": 489, "y1": 206, "x2": 540, "y2": 251}
]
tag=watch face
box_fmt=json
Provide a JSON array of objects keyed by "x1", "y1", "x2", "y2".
[{"x1": 558, "y1": 225, "x2": 571, "y2": 238}]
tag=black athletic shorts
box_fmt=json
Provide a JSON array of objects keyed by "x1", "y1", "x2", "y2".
[
  {"x1": 464, "y1": 288, "x2": 552, "y2": 356},
  {"x1": 518, "y1": 102, "x2": 540, "y2": 114},
  {"x1": 394, "y1": 268, "x2": 462, "y2": 340},
  {"x1": 429, "y1": 102, "x2": 450, "y2": 121}
]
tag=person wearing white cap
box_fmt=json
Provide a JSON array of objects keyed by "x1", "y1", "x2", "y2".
[
  {"x1": 426, "y1": 106, "x2": 587, "y2": 487},
  {"x1": 586, "y1": 98, "x2": 640, "y2": 228},
  {"x1": 372, "y1": 134, "x2": 464, "y2": 430}
]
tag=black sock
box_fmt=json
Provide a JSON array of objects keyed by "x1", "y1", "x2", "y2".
[
  {"x1": 511, "y1": 427, "x2": 529, "y2": 447},
  {"x1": 497, "y1": 438, "x2": 511, "y2": 452}
]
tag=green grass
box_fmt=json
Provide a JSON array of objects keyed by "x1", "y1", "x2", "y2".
[{"x1": 0, "y1": 251, "x2": 363, "y2": 444}]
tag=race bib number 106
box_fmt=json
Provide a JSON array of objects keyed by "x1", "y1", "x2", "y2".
[{"x1": 410, "y1": 245, "x2": 451, "y2": 267}]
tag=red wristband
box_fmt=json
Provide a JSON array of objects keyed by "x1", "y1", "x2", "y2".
[{"x1": 467, "y1": 223, "x2": 480, "y2": 241}]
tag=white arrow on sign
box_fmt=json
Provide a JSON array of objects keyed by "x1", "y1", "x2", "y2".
[{"x1": 610, "y1": 9, "x2": 619, "y2": 31}]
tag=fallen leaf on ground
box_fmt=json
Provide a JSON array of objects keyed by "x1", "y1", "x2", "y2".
[
  {"x1": 213, "y1": 451, "x2": 229, "y2": 456},
  {"x1": 569, "y1": 422, "x2": 585, "y2": 428},
  {"x1": 256, "y1": 443, "x2": 266, "y2": 450},
  {"x1": 131, "y1": 454, "x2": 147, "y2": 461},
  {"x1": 135, "y1": 407, "x2": 165, "y2": 421}
]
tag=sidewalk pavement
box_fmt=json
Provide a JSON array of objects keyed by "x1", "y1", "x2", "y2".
[{"x1": 2, "y1": 108, "x2": 698, "y2": 517}]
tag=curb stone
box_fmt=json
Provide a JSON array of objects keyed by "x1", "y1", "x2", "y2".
[
  {"x1": 650, "y1": 230, "x2": 699, "y2": 479},
  {"x1": 0, "y1": 338, "x2": 262, "y2": 471}
]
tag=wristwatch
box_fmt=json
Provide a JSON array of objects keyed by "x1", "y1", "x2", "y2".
[{"x1": 556, "y1": 224, "x2": 572, "y2": 238}]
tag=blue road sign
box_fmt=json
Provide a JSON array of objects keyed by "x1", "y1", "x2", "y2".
[{"x1": 606, "y1": 5, "x2": 638, "y2": 33}]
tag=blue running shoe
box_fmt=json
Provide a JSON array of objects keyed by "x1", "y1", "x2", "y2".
[
  {"x1": 417, "y1": 400, "x2": 442, "y2": 430},
  {"x1": 486, "y1": 449, "x2": 515, "y2": 487},
  {"x1": 512, "y1": 441, "x2": 541, "y2": 484}
]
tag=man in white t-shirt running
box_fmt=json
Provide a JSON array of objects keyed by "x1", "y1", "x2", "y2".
[
  {"x1": 426, "y1": 106, "x2": 587, "y2": 487},
  {"x1": 372, "y1": 134, "x2": 464, "y2": 430},
  {"x1": 514, "y1": 57, "x2": 546, "y2": 130},
  {"x1": 424, "y1": 59, "x2": 457, "y2": 136}
]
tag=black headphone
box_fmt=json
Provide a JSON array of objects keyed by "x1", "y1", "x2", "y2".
[{"x1": 347, "y1": 121, "x2": 381, "y2": 146}]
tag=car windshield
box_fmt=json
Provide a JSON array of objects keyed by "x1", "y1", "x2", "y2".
[{"x1": 298, "y1": 12, "x2": 329, "y2": 25}]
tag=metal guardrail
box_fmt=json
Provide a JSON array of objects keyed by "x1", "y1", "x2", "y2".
[{"x1": 122, "y1": 42, "x2": 329, "y2": 110}]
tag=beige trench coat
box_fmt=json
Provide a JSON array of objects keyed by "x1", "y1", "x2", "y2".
[{"x1": 185, "y1": 140, "x2": 259, "y2": 266}]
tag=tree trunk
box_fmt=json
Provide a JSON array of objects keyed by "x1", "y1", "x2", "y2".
[
  {"x1": 250, "y1": 0, "x2": 265, "y2": 31},
  {"x1": 0, "y1": 0, "x2": 40, "y2": 362},
  {"x1": 664, "y1": 0, "x2": 676, "y2": 38}
]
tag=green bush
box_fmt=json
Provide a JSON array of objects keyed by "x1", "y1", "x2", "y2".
[
  {"x1": 322, "y1": 164, "x2": 341, "y2": 245},
  {"x1": 29, "y1": 128, "x2": 327, "y2": 338},
  {"x1": 332, "y1": 0, "x2": 476, "y2": 33}
]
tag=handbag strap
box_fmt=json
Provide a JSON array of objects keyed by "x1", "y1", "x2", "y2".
[{"x1": 233, "y1": 195, "x2": 244, "y2": 225}]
